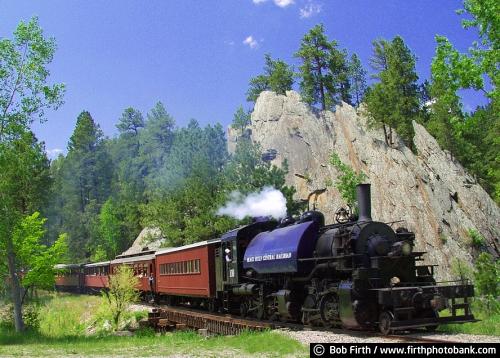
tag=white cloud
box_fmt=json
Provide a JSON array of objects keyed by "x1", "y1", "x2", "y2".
[
  {"x1": 252, "y1": 0, "x2": 294, "y2": 8},
  {"x1": 243, "y1": 35, "x2": 259, "y2": 49},
  {"x1": 274, "y1": 0, "x2": 294, "y2": 7},
  {"x1": 47, "y1": 148, "x2": 64, "y2": 159},
  {"x1": 300, "y1": 1, "x2": 322, "y2": 18}
]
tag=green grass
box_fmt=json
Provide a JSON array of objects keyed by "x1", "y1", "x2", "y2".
[
  {"x1": 38, "y1": 293, "x2": 102, "y2": 337},
  {"x1": 0, "y1": 293, "x2": 307, "y2": 357},
  {"x1": 0, "y1": 328, "x2": 306, "y2": 357},
  {"x1": 438, "y1": 309, "x2": 500, "y2": 336}
]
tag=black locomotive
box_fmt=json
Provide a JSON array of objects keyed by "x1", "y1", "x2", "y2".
[{"x1": 220, "y1": 184, "x2": 476, "y2": 334}]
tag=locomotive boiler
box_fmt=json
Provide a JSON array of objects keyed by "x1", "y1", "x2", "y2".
[{"x1": 219, "y1": 184, "x2": 476, "y2": 334}]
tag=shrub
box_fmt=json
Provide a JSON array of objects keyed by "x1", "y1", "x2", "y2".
[
  {"x1": 451, "y1": 258, "x2": 474, "y2": 282},
  {"x1": 135, "y1": 326, "x2": 155, "y2": 337},
  {"x1": 473, "y1": 253, "x2": 500, "y2": 315},
  {"x1": 0, "y1": 303, "x2": 40, "y2": 330},
  {"x1": 329, "y1": 153, "x2": 367, "y2": 211},
  {"x1": 102, "y1": 265, "x2": 139, "y2": 329},
  {"x1": 474, "y1": 253, "x2": 499, "y2": 297},
  {"x1": 23, "y1": 305, "x2": 41, "y2": 330},
  {"x1": 0, "y1": 304, "x2": 13, "y2": 328},
  {"x1": 468, "y1": 229, "x2": 486, "y2": 248}
]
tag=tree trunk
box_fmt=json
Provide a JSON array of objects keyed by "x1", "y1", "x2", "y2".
[
  {"x1": 318, "y1": 68, "x2": 326, "y2": 110},
  {"x1": 6, "y1": 239, "x2": 24, "y2": 332},
  {"x1": 382, "y1": 125, "x2": 389, "y2": 146}
]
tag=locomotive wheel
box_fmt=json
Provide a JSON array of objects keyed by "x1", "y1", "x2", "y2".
[
  {"x1": 255, "y1": 298, "x2": 270, "y2": 320},
  {"x1": 319, "y1": 293, "x2": 340, "y2": 327},
  {"x1": 302, "y1": 295, "x2": 316, "y2": 325},
  {"x1": 378, "y1": 311, "x2": 394, "y2": 335},
  {"x1": 423, "y1": 309, "x2": 439, "y2": 332},
  {"x1": 208, "y1": 299, "x2": 217, "y2": 313},
  {"x1": 256, "y1": 297, "x2": 276, "y2": 320},
  {"x1": 240, "y1": 302, "x2": 249, "y2": 317}
]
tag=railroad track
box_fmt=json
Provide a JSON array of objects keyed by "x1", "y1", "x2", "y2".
[{"x1": 145, "y1": 303, "x2": 460, "y2": 343}]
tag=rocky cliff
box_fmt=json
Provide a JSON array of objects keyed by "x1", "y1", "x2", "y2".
[{"x1": 229, "y1": 90, "x2": 499, "y2": 279}]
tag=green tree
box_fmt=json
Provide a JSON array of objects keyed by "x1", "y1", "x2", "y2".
[
  {"x1": 451, "y1": 258, "x2": 474, "y2": 283},
  {"x1": 223, "y1": 138, "x2": 301, "y2": 215},
  {"x1": 45, "y1": 155, "x2": 66, "y2": 244},
  {"x1": 58, "y1": 111, "x2": 112, "y2": 260},
  {"x1": 231, "y1": 106, "x2": 251, "y2": 134},
  {"x1": 142, "y1": 164, "x2": 229, "y2": 247},
  {"x1": 426, "y1": 1, "x2": 499, "y2": 202},
  {"x1": 473, "y1": 252, "x2": 500, "y2": 313},
  {"x1": 117, "y1": 107, "x2": 145, "y2": 137},
  {"x1": 474, "y1": 252, "x2": 499, "y2": 297},
  {"x1": 426, "y1": 36, "x2": 467, "y2": 158},
  {"x1": 13, "y1": 212, "x2": 67, "y2": 298},
  {"x1": 364, "y1": 36, "x2": 420, "y2": 148},
  {"x1": 141, "y1": 119, "x2": 229, "y2": 246},
  {"x1": 116, "y1": 107, "x2": 144, "y2": 154},
  {"x1": 458, "y1": 105, "x2": 500, "y2": 201},
  {"x1": 98, "y1": 199, "x2": 123, "y2": 259},
  {"x1": 295, "y1": 24, "x2": 350, "y2": 110},
  {"x1": 0, "y1": 17, "x2": 64, "y2": 332},
  {"x1": 140, "y1": 102, "x2": 175, "y2": 186},
  {"x1": 458, "y1": 0, "x2": 499, "y2": 109},
  {"x1": 108, "y1": 107, "x2": 147, "y2": 252},
  {"x1": 103, "y1": 265, "x2": 139, "y2": 329},
  {"x1": 0, "y1": 133, "x2": 52, "y2": 331},
  {"x1": 246, "y1": 54, "x2": 294, "y2": 102},
  {"x1": 330, "y1": 153, "x2": 367, "y2": 211},
  {"x1": 348, "y1": 53, "x2": 367, "y2": 106},
  {"x1": 0, "y1": 17, "x2": 65, "y2": 141}
]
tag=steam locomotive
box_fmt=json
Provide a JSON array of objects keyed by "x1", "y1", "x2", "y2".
[{"x1": 56, "y1": 184, "x2": 476, "y2": 334}]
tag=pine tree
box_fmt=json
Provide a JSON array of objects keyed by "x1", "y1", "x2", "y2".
[
  {"x1": 110, "y1": 107, "x2": 147, "y2": 253},
  {"x1": 348, "y1": 54, "x2": 367, "y2": 106},
  {"x1": 231, "y1": 106, "x2": 251, "y2": 134},
  {"x1": 247, "y1": 54, "x2": 294, "y2": 102},
  {"x1": 295, "y1": 24, "x2": 351, "y2": 110},
  {"x1": 117, "y1": 107, "x2": 145, "y2": 147},
  {"x1": 60, "y1": 111, "x2": 112, "y2": 259},
  {"x1": 365, "y1": 36, "x2": 420, "y2": 148},
  {"x1": 140, "y1": 102, "x2": 175, "y2": 177}
]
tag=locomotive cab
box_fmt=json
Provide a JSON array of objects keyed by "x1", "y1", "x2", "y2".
[{"x1": 215, "y1": 219, "x2": 277, "y2": 312}]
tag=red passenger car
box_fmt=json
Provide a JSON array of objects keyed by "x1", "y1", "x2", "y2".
[
  {"x1": 155, "y1": 239, "x2": 220, "y2": 299},
  {"x1": 83, "y1": 261, "x2": 110, "y2": 292},
  {"x1": 110, "y1": 251, "x2": 156, "y2": 294},
  {"x1": 54, "y1": 264, "x2": 83, "y2": 292}
]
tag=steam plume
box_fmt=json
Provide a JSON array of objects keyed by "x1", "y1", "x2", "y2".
[{"x1": 217, "y1": 187, "x2": 287, "y2": 220}]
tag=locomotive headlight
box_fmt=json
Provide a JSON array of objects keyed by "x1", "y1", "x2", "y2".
[{"x1": 401, "y1": 241, "x2": 412, "y2": 256}]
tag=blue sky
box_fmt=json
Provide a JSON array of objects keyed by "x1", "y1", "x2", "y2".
[{"x1": 1, "y1": 0, "x2": 484, "y2": 158}]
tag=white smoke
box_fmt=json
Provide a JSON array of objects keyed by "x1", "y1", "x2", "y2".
[{"x1": 217, "y1": 187, "x2": 287, "y2": 220}]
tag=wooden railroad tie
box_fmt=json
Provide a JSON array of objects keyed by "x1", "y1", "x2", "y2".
[{"x1": 147, "y1": 308, "x2": 271, "y2": 335}]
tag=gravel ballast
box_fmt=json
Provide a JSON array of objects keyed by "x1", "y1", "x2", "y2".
[{"x1": 277, "y1": 328, "x2": 500, "y2": 344}]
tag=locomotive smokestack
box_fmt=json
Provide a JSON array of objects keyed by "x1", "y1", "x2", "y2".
[{"x1": 356, "y1": 183, "x2": 372, "y2": 222}]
